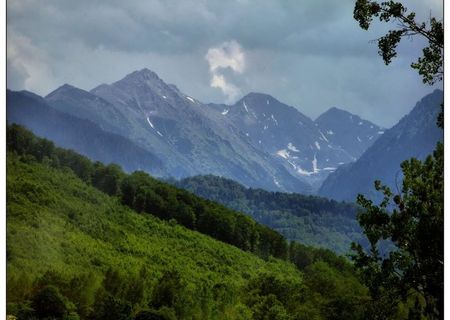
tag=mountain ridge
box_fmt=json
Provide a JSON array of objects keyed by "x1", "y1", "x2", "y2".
[
  {"x1": 9, "y1": 67, "x2": 395, "y2": 193},
  {"x1": 319, "y1": 89, "x2": 443, "y2": 202}
]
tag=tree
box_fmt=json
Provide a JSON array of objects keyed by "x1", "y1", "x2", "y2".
[
  {"x1": 354, "y1": 0, "x2": 443, "y2": 126},
  {"x1": 32, "y1": 285, "x2": 73, "y2": 319},
  {"x1": 354, "y1": 0, "x2": 443, "y2": 84},
  {"x1": 150, "y1": 270, "x2": 185, "y2": 311},
  {"x1": 351, "y1": 1, "x2": 443, "y2": 319},
  {"x1": 91, "y1": 293, "x2": 132, "y2": 320},
  {"x1": 351, "y1": 143, "x2": 443, "y2": 318},
  {"x1": 91, "y1": 163, "x2": 125, "y2": 196}
]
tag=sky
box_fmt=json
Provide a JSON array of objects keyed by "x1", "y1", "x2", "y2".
[{"x1": 7, "y1": 0, "x2": 443, "y2": 127}]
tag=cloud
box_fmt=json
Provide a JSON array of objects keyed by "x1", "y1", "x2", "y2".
[
  {"x1": 206, "y1": 40, "x2": 245, "y2": 73},
  {"x1": 7, "y1": 31, "x2": 55, "y2": 93},
  {"x1": 210, "y1": 74, "x2": 241, "y2": 102},
  {"x1": 6, "y1": 0, "x2": 442, "y2": 126},
  {"x1": 205, "y1": 40, "x2": 245, "y2": 102}
]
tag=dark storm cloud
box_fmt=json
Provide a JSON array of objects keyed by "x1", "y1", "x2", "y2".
[{"x1": 7, "y1": 0, "x2": 442, "y2": 127}]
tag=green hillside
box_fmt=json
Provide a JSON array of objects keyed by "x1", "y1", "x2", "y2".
[
  {"x1": 7, "y1": 124, "x2": 368, "y2": 319},
  {"x1": 175, "y1": 175, "x2": 362, "y2": 254}
]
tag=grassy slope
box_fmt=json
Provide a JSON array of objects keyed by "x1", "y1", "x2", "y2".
[{"x1": 7, "y1": 155, "x2": 302, "y2": 317}]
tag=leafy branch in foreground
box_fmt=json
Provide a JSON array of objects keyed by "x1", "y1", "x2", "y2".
[{"x1": 354, "y1": 0, "x2": 443, "y2": 85}]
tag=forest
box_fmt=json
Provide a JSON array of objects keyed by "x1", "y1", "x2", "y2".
[
  {"x1": 7, "y1": 123, "x2": 371, "y2": 320},
  {"x1": 175, "y1": 175, "x2": 362, "y2": 253}
]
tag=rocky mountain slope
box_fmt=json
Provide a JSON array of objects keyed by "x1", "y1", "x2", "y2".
[
  {"x1": 315, "y1": 107, "x2": 384, "y2": 159},
  {"x1": 206, "y1": 92, "x2": 382, "y2": 189},
  {"x1": 9, "y1": 68, "x2": 384, "y2": 193},
  {"x1": 319, "y1": 89, "x2": 443, "y2": 202}
]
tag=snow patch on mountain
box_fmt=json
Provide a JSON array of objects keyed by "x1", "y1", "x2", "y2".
[
  {"x1": 315, "y1": 141, "x2": 321, "y2": 150},
  {"x1": 312, "y1": 154, "x2": 319, "y2": 173},
  {"x1": 271, "y1": 114, "x2": 278, "y2": 125},
  {"x1": 243, "y1": 101, "x2": 249, "y2": 113},
  {"x1": 277, "y1": 149, "x2": 289, "y2": 159},
  {"x1": 287, "y1": 143, "x2": 300, "y2": 152},
  {"x1": 297, "y1": 167, "x2": 313, "y2": 176},
  {"x1": 319, "y1": 130, "x2": 329, "y2": 142},
  {"x1": 273, "y1": 177, "x2": 281, "y2": 187},
  {"x1": 146, "y1": 117, "x2": 155, "y2": 129}
]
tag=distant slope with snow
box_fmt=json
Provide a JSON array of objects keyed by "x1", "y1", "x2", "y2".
[
  {"x1": 315, "y1": 107, "x2": 384, "y2": 159},
  {"x1": 205, "y1": 92, "x2": 374, "y2": 190},
  {"x1": 319, "y1": 90, "x2": 443, "y2": 202}
]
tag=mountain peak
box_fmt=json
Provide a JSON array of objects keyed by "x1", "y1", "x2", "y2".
[
  {"x1": 316, "y1": 107, "x2": 368, "y2": 125},
  {"x1": 46, "y1": 83, "x2": 85, "y2": 99},
  {"x1": 319, "y1": 107, "x2": 351, "y2": 118},
  {"x1": 60, "y1": 83, "x2": 76, "y2": 90},
  {"x1": 241, "y1": 92, "x2": 276, "y2": 102},
  {"x1": 237, "y1": 92, "x2": 281, "y2": 107},
  {"x1": 120, "y1": 68, "x2": 161, "y2": 83},
  {"x1": 245, "y1": 92, "x2": 273, "y2": 98}
]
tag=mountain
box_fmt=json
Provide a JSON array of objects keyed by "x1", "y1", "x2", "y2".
[
  {"x1": 45, "y1": 83, "x2": 131, "y2": 136},
  {"x1": 315, "y1": 107, "x2": 384, "y2": 159},
  {"x1": 7, "y1": 124, "x2": 368, "y2": 319},
  {"x1": 36, "y1": 68, "x2": 380, "y2": 192},
  {"x1": 46, "y1": 68, "x2": 311, "y2": 192},
  {"x1": 319, "y1": 89, "x2": 443, "y2": 202},
  {"x1": 209, "y1": 92, "x2": 383, "y2": 190},
  {"x1": 175, "y1": 174, "x2": 362, "y2": 254},
  {"x1": 2, "y1": 69, "x2": 372, "y2": 193},
  {"x1": 7, "y1": 89, "x2": 165, "y2": 176}
]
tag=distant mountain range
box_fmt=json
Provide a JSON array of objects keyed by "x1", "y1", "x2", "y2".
[
  {"x1": 7, "y1": 68, "x2": 384, "y2": 193},
  {"x1": 319, "y1": 89, "x2": 443, "y2": 202},
  {"x1": 205, "y1": 92, "x2": 383, "y2": 190}
]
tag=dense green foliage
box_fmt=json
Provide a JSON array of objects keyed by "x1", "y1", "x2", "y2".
[
  {"x1": 175, "y1": 175, "x2": 362, "y2": 254},
  {"x1": 7, "y1": 126, "x2": 367, "y2": 320},
  {"x1": 7, "y1": 125, "x2": 370, "y2": 319},
  {"x1": 7, "y1": 123, "x2": 287, "y2": 260},
  {"x1": 7, "y1": 152, "x2": 297, "y2": 319},
  {"x1": 351, "y1": 143, "x2": 443, "y2": 319}
]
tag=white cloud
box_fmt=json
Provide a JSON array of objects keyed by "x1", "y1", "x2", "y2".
[
  {"x1": 205, "y1": 40, "x2": 245, "y2": 73},
  {"x1": 210, "y1": 74, "x2": 241, "y2": 102},
  {"x1": 7, "y1": 31, "x2": 55, "y2": 93},
  {"x1": 205, "y1": 40, "x2": 245, "y2": 102}
]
